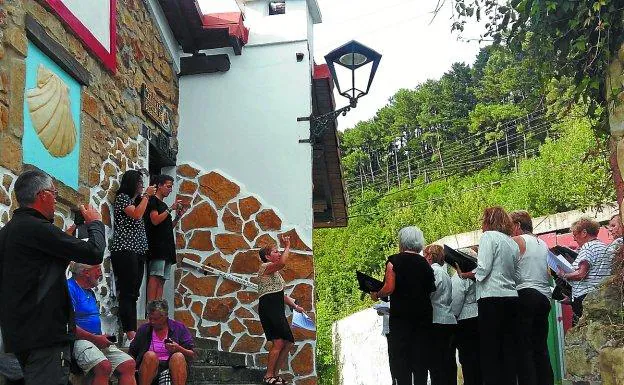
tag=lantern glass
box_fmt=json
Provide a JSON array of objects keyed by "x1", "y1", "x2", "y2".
[{"x1": 339, "y1": 53, "x2": 367, "y2": 67}]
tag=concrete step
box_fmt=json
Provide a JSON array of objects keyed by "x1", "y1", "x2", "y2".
[
  {"x1": 194, "y1": 337, "x2": 219, "y2": 350},
  {"x1": 189, "y1": 365, "x2": 265, "y2": 383},
  {"x1": 195, "y1": 349, "x2": 246, "y2": 367}
]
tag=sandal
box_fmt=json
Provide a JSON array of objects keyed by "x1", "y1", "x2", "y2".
[
  {"x1": 263, "y1": 376, "x2": 285, "y2": 385},
  {"x1": 276, "y1": 376, "x2": 289, "y2": 384}
]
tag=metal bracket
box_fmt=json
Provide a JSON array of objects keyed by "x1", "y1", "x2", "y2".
[{"x1": 297, "y1": 104, "x2": 353, "y2": 141}]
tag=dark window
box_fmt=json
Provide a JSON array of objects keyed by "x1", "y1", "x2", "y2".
[{"x1": 269, "y1": 1, "x2": 285, "y2": 15}]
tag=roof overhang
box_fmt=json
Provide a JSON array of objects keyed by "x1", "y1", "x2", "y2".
[
  {"x1": 312, "y1": 64, "x2": 348, "y2": 228},
  {"x1": 156, "y1": 0, "x2": 249, "y2": 56}
]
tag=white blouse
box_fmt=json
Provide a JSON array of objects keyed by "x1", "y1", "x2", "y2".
[
  {"x1": 451, "y1": 273, "x2": 478, "y2": 320},
  {"x1": 431, "y1": 263, "x2": 457, "y2": 325},
  {"x1": 475, "y1": 231, "x2": 519, "y2": 300}
]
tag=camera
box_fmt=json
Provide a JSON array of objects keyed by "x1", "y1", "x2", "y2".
[
  {"x1": 164, "y1": 338, "x2": 173, "y2": 344},
  {"x1": 106, "y1": 335, "x2": 117, "y2": 343},
  {"x1": 72, "y1": 209, "x2": 85, "y2": 226}
]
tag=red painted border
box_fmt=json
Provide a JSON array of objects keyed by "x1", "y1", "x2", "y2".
[{"x1": 42, "y1": 0, "x2": 117, "y2": 73}]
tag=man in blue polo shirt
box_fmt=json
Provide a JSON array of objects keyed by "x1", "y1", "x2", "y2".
[{"x1": 67, "y1": 263, "x2": 136, "y2": 385}]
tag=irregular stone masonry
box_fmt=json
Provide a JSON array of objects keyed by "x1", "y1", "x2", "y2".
[
  {"x1": 0, "y1": 0, "x2": 177, "y2": 335},
  {"x1": 563, "y1": 277, "x2": 624, "y2": 384},
  {"x1": 175, "y1": 163, "x2": 317, "y2": 385},
  {"x1": 0, "y1": 135, "x2": 149, "y2": 335},
  {"x1": 0, "y1": 0, "x2": 178, "y2": 195}
]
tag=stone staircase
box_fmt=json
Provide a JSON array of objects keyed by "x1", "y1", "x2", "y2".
[
  {"x1": 1, "y1": 338, "x2": 265, "y2": 385},
  {"x1": 189, "y1": 337, "x2": 265, "y2": 385}
]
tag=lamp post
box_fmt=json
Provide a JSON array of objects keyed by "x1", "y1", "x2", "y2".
[{"x1": 298, "y1": 40, "x2": 382, "y2": 138}]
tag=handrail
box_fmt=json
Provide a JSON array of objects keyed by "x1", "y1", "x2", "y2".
[{"x1": 180, "y1": 257, "x2": 258, "y2": 291}]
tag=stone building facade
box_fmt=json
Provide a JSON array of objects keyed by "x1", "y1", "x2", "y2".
[
  {"x1": 172, "y1": 163, "x2": 317, "y2": 384},
  {"x1": 0, "y1": 0, "x2": 179, "y2": 330},
  {"x1": 0, "y1": 1, "x2": 339, "y2": 383}
]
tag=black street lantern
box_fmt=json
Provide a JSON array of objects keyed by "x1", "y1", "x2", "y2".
[
  {"x1": 298, "y1": 40, "x2": 382, "y2": 139},
  {"x1": 324, "y1": 40, "x2": 382, "y2": 108}
]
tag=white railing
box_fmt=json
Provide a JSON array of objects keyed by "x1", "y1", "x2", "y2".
[{"x1": 180, "y1": 257, "x2": 258, "y2": 291}]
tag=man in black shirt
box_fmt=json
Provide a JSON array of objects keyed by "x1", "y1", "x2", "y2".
[
  {"x1": 0, "y1": 169, "x2": 105, "y2": 385},
  {"x1": 144, "y1": 174, "x2": 186, "y2": 301},
  {"x1": 371, "y1": 226, "x2": 435, "y2": 385}
]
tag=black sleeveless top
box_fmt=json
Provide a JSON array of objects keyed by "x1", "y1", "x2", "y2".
[{"x1": 386, "y1": 252, "x2": 436, "y2": 325}]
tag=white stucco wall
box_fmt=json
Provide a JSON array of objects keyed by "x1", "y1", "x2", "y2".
[
  {"x1": 178, "y1": 0, "x2": 315, "y2": 246},
  {"x1": 332, "y1": 308, "x2": 392, "y2": 385},
  {"x1": 63, "y1": 0, "x2": 111, "y2": 51},
  {"x1": 244, "y1": 0, "x2": 309, "y2": 46}
]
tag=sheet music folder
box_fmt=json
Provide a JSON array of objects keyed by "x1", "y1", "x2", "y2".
[
  {"x1": 550, "y1": 245, "x2": 578, "y2": 262},
  {"x1": 356, "y1": 271, "x2": 388, "y2": 302},
  {"x1": 443, "y1": 245, "x2": 478, "y2": 272}
]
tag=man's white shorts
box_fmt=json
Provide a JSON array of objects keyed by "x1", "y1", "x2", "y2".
[{"x1": 73, "y1": 340, "x2": 133, "y2": 375}]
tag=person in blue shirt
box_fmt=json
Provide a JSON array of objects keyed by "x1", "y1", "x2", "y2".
[{"x1": 67, "y1": 263, "x2": 136, "y2": 385}]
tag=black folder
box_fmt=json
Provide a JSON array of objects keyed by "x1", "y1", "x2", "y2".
[
  {"x1": 356, "y1": 271, "x2": 388, "y2": 302},
  {"x1": 549, "y1": 268, "x2": 572, "y2": 300},
  {"x1": 444, "y1": 245, "x2": 478, "y2": 272},
  {"x1": 550, "y1": 245, "x2": 578, "y2": 263}
]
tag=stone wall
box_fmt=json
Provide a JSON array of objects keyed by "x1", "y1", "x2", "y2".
[
  {"x1": 173, "y1": 163, "x2": 317, "y2": 385},
  {"x1": 0, "y1": 0, "x2": 178, "y2": 333},
  {"x1": 564, "y1": 277, "x2": 624, "y2": 385}
]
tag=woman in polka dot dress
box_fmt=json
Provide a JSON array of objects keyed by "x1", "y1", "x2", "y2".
[{"x1": 110, "y1": 170, "x2": 156, "y2": 341}]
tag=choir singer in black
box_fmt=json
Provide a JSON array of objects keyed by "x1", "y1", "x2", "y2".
[{"x1": 370, "y1": 226, "x2": 436, "y2": 385}]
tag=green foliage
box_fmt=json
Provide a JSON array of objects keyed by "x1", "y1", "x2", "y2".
[
  {"x1": 448, "y1": 0, "x2": 624, "y2": 123},
  {"x1": 340, "y1": 43, "x2": 552, "y2": 190},
  {"x1": 315, "y1": 117, "x2": 614, "y2": 384}
]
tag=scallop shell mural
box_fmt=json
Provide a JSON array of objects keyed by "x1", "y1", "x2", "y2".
[{"x1": 26, "y1": 65, "x2": 77, "y2": 157}]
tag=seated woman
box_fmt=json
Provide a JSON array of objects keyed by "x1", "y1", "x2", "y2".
[
  {"x1": 257, "y1": 236, "x2": 305, "y2": 385},
  {"x1": 129, "y1": 300, "x2": 195, "y2": 385}
]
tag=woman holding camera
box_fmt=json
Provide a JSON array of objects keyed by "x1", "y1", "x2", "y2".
[
  {"x1": 144, "y1": 174, "x2": 186, "y2": 301},
  {"x1": 110, "y1": 170, "x2": 155, "y2": 341}
]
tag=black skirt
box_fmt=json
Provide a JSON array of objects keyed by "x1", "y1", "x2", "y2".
[{"x1": 258, "y1": 291, "x2": 294, "y2": 342}]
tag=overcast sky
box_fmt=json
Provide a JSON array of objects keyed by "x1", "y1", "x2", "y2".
[{"x1": 313, "y1": 0, "x2": 486, "y2": 130}]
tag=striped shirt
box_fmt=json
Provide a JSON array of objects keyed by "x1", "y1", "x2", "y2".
[
  {"x1": 570, "y1": 239, "x2": 610, "y2": 299},
  {"x1": 450, "y1": 273, "x2": 478, "y2": 321}
]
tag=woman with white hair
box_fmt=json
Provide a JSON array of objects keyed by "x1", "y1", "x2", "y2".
[{"x1": 370, "y1": 226, "x2": 436, "y2": 385}]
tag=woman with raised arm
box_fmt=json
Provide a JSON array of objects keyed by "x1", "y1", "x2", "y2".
[
  {"x1": 257, "y1": 236, "x2": 304, "y2": 385},
  {"x1": 110, "y1": 170, "x2": 156, "y2": 342}
]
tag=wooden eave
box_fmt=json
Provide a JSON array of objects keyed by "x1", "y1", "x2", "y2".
[
  {"x1": 156, "y1": 0, "x2": 245, "y2": 54},
  {"x1": 312, "y1": 74, "x2": 348, "y2": 228}
]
